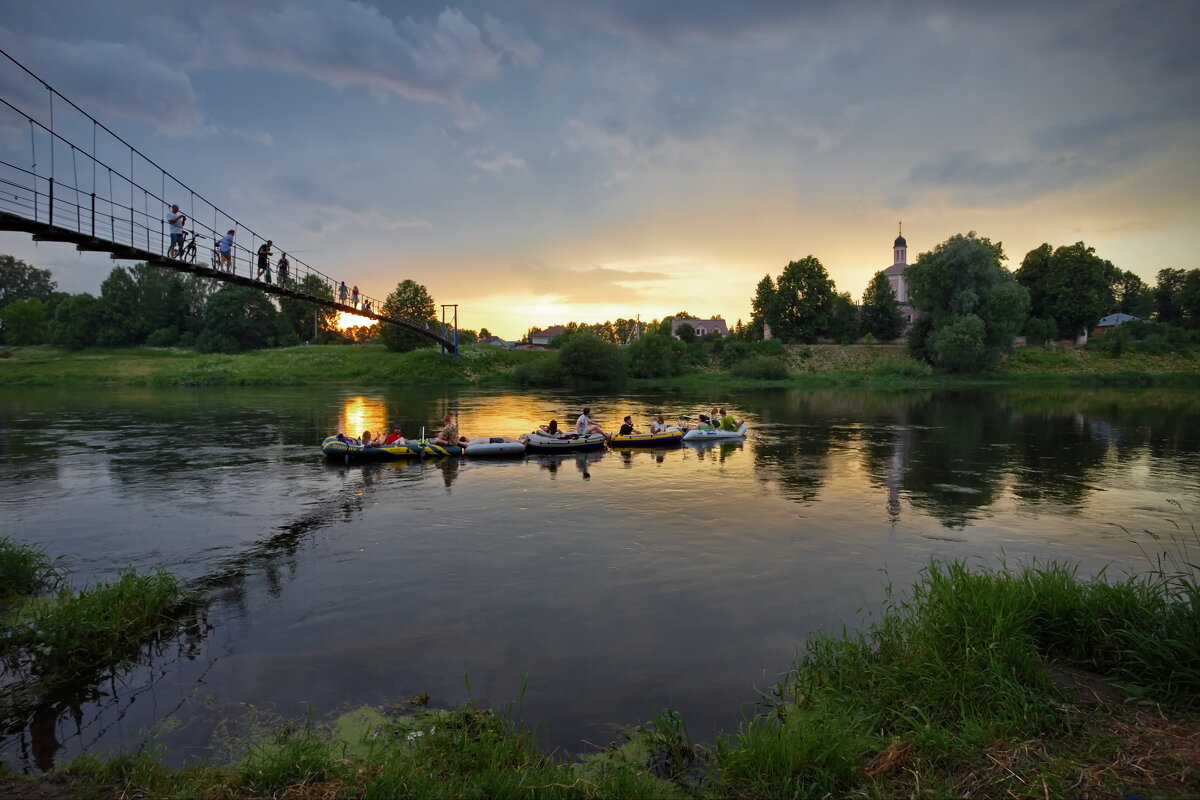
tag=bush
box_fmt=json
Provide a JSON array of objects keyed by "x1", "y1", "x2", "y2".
[
  {"x1": 730, "y1": 356, "x2": 789, "y2": 380},
  {"x1": 511, "y1": 352, "x2": 568, "y2": 387},
  {"x1": 1087, "y1": 321, "x2": 1197, "y2": 358},
  {"x1": 626, "y1": 333, "x2": 686, "y2": 378},
  {"x1": 145, "y1": 326, "x2": 180, "y2": 347},
  {"x1": 558, "y1": 334, "x2": 625, "y2": 384}
]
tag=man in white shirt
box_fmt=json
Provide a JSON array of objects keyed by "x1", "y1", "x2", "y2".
[
  {"x1": 166, "y1": 204, "x2": 186, "y2": 257},
  {"x1": 575, "y1": 407, "x2": 607, "y2": 438}
]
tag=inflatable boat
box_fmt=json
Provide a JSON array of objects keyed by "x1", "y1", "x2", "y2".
[
  {"x1": 608, "y1": 429, "x2": 684, "y2": 447},
  {"x1": 322, "y1": 436, "x2": 463, "y2": 461},
  {"x1": 677, "y1": 423, "x2": 748, "y2": 442},
  {"x1": 522, "y1": 431, "x2": 607, "y2": 453},
  {"x1": 463, "y1": 438, "x2": 526, "y2": 457}
]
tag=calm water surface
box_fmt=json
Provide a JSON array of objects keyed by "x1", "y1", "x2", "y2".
[{"x1": 1, "y1": 385, "x2": 1198, "y2": 770}]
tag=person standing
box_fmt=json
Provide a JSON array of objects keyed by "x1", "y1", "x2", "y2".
[
  {"x1": 339, "y1": 281, "x2": 348, "y2": 304},
  {"x1": 276, "y1": 252, "x2": 290, "y2": 285},
  {"x1": 256, "y1": 241, "x2": 273, "y2": 282},
  {"x1": 351, "y1": 285, "x2": 360, "y2": 308},
  {"x1": 165, "y1": 204, "x2": 187, "y2": 257},
  {"x1": 217, "y1": 229, "x2": 235, "y2": 272}
]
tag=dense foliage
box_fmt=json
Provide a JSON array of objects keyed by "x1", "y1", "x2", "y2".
[
  {"x1": 859, "y1": 271, "x2": 904, "y2": 341},
  {"x1": 906, "y1": 232, "x2": 1029, "y2": 372},
  {"x1": 379, "y1": 279, "x2": 438, "y2": 353}
]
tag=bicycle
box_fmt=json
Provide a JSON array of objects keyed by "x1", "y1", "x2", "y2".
[{"x1": 172, "y1": 231, "x2": 203, "y2": 263}]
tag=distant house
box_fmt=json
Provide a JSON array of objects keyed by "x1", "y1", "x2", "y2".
[
  {"x1": 480, "y1": 335, "x2": 510, "y2": 348},
  {"x1": 529, "y1": 325, "x2": 565, "y2": 346},
  {"x1": 670, "y1": 318, "x2": 729, "y2": 339},
  {"x1": 1092, "y1": 313, "x2": 1142, "y2": 336}
]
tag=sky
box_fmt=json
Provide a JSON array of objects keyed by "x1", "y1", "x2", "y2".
[{"x1": 1, "y1": 0, "x2": 1198, "y2": 340}]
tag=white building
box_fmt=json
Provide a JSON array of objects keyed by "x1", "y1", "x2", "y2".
[{"x1": 881, "y1": 226, "x2": 917, "y2": 333}]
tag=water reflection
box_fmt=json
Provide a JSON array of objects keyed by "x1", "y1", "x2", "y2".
[{"x1": 2, "y1": 385, "x2": 1199, "y2": 771}]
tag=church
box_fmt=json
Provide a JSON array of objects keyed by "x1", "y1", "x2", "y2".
[{"x1": 882, "y1": 225, "x2": 917, "y2": 333}]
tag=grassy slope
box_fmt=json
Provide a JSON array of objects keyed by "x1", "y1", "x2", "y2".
[{"x1": 1, "y1": 342, "x2": 1198, "y2": 388}]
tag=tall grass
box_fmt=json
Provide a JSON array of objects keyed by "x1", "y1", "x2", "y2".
[
  {"x1": 708, "y1": 553, "x2": 1200, "y2": 797},
  {"x1": 1, "y1": 568, "x2": 198, "y2": 687},
  {"x1": 0, "y1": 536, "x2": 60, "y2": 601}
]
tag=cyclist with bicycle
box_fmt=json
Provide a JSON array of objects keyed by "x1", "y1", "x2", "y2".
[{"x1": 166, "y1": 204, "x2": 187, "y2": 258}]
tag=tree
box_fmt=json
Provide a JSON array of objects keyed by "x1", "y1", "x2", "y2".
[
  {"x1": 1015, "y1": 241, "x2": 1115, "y2": 341},
  {"x1": 0, "y1": 254, "x2": 56, "y2": 308},
  {"x1": 96, "y1": 267, "x2": 147, "y2": 346},
  {"x1": 860, "y1": 271, "x2": 904, "y2": 341},
  {"x1": 48, "y1": 293, "x2": 102, "y2": 350},
  {"x1": 196, "y1": 286, "x2": 291, "y2": 353},
  {"x1": 1113, "y1": 270, "x2": 1153, "y2": 318},
  {"x1": 1179, "y1": 269, "x2": 1200, "y2": 330},
  {"x1": 625, "y1": 332, "x2": 686, "y2": 378},
  {"x1": 379, "y1": 279, "x2": 437, "y2": 352},
  {"x1": 478, "y1": 327, "x2": 492, "y2": 340},
  {"x1": 0, "y1": 297, "x2": 48, "y2": 344},
  {"x1": 771, "y1": 256, "x2": 836, "y2": 343},
  {"x1": 1155, "y1": 268, "x2": 1187, "y2": 324},
  {"x1": 906, "y1": 232, "x2": 1029, "y2": 372},
  {"x1": 675, "y1": 322, "x2": 696, "y2": 343},
  {"x1": 558, "y1": 333, "x2": 625, "y2": 384},
  {"x1": 749, "y1": 275, "x2": 775, "y2": 340},
  {"x1": 828, "y1": 291, "x2": 860, "y2": 344},
  {"x1": 279, "y1": 274, "x2": 338, "y2": 342}
]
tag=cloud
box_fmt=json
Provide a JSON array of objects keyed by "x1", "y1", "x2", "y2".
[
  {"x1": 191, "y1": 1, "x2": 504, "y2": 127},
  {"x1": 468, "y1": 146, "x2": 526, "y2": 173},
  {"x1": 241, "y1": 174, "x2": 431, "y2": 238},
  {"x1": 483, "y1": 14, "x2": 541, "y2": 67},
  {"x1": 509, "y1": 261, "x2": 669, "y2": 303},
  {"x1": 0, "y1": 29, "x2": 205, "y2": 137}
]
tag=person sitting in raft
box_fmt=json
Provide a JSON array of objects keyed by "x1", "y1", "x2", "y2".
[
  {"x1": 576, "y1": 407, "x2": 607, "y2": 438},
  {"x1": 432, "y1": 414, "x2": 460, "y2": 446},
  {"x1": 693, "y1": 413, "x2": 716, "y2": 431},
  {"x1": 336, "y1": 432, "x2": 359, "y2": 445},
  {"x1": 617, "y1": 416, "x2": 641, "y2": 436},
  {"x1": 360, "y1": 430, "x2": 379, "y2": 447},
  {"x1": 382, "y1": 426, "x2": 406, "y2": 446},
  {"x1": 537, "y1": 419, "x2": 563, "y2": 437},
  {"x1": 718, "y1": 408, "x2": 744, "y2": 431},
  {"x1": 649, "y1": 414, "x2": 667, "y2": 433}
]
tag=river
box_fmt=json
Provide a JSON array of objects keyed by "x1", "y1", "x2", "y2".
[{"x1": 1, "y1": 385, "x2": 1197, "y2": 770}]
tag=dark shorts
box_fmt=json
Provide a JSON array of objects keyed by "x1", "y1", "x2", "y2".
[{"x1": 170, "y1": 232, "x2": 183, "y2": 246}]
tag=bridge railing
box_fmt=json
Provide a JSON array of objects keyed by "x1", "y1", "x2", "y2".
[{"x1": 0, "y1": 47, "x2": 451, "y2": 343}]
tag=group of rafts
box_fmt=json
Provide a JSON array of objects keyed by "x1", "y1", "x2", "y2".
[{"x1": 322, "y1": 415, "x2": 748, "y2": 462}]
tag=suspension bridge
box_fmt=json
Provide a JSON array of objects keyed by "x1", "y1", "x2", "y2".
[{"x1": 0, "y1": 49, "x2": 459, "y2": 354}]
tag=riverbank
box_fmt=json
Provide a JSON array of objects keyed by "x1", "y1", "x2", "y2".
[
  {"x1": 2, "y1": 537, "x2": 1197, "y2": 798},
  {"x1": 3, "y1": 342, "x2": 1199, "y2": 389}
]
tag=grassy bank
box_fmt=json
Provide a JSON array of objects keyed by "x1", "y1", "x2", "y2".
[
  {"x1": 3, "y1": 536, "x2": 1197, "y2": 798},
  {"x1": 3, "y1": 342, "x2": 1199, "y2": 389}
]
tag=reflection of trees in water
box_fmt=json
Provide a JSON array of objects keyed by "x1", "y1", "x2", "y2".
[
  {"x1": 1, "y1": 607, "x2": 213, "y2": 773},
  {"x1": 897, "y1": 393, "x2": 1014, "y2": 529},
  {"x1": 0, "y1": 462, "x2": 400, "y2": 773}
]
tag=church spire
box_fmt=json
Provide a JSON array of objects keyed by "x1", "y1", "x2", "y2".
[{"x1": 893, "y1": 221, "x2": 907, "y2": 265}]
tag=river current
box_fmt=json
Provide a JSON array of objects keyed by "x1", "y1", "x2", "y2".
[{"x1": 1, "y1": 385, "x2": 1197, "y2": 770}]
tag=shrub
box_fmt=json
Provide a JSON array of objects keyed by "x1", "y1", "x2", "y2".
[
  {"x1": 730, "y1": 356, "x2": 789, "y2": 380},
  {"x1": 558, "y1": 334, "x2": 625, "y2": 384},
  {"x1": 626, "y1": 333, "x2": 686, "y2": 378}
]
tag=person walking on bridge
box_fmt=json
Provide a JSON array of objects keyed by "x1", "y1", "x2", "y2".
[
  {"x1": 217, "y1": 229, "x2": 235, "y2": 272},
  {"x1": 276, "y1": 252, "x2": 289, "y2": 285},
  {"x1": 256, "y1": 240, "x2": 273, "y2": 283}
]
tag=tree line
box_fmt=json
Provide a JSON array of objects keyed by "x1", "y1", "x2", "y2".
[
  {"x1": 0, "y1": 255, "x2": 469, "y2": 353},
  {"x1": 746, "y1": 232, "x2": 1200, "y2": 371}
]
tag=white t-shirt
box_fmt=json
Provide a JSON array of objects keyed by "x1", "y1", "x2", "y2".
[
  {"x1": 167, "y1": 210, "x2": 185, "y2": 234},
  {"x1": 575, "y1": 414, "x2": 591, "y2": 435},
  {"x1": 650, "y1": 421, "x2": 666, "y2": 433}
]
